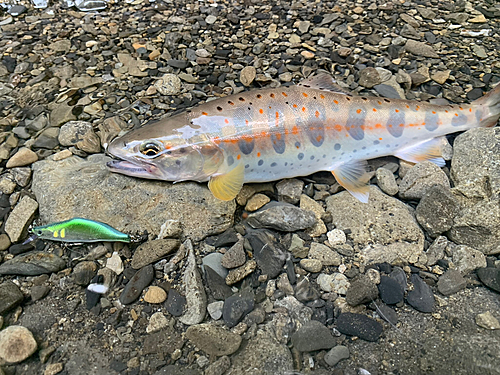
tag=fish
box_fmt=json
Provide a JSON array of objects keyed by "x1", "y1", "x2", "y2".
[
  {"x1": 31, "y1": 217, "x2": 131, "y2": 243},
  {"x1": 106, "y1": 74, "x2": 500, "y2": 203}
]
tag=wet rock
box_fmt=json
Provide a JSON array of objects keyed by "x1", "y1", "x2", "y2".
[
  {"x1": 58, "y1": 121, "x2": 101, "y2": 153},
  {"x1": 225, "y1": 260, "x2": 256, "y2": 285},
  {"x1": 437, "y1": 270, "x2": 467, "y2": 296},
  {"x1": 451, "y1": 244, "x2": 487, "y2": 274},
  {"x1": 276, "y1": 179, "x2": 304, "y2": 204},
  {"x1": 165, "y1": 288, "x2": 186, "y2": 316},
  {"x1": 144, "y1": 286, "x2": 167, "y2": 304},
  {"x1": 294, "y1": 277, "x2": 320, "y2": 302},
  {"x1": 289, "y1": 234, "x2": 308, "y2": 258},
  {"x1": 221, "y1": 239, "x2": 246, "y2": 269},
  {"x1": 0, "y1": 281, "x2": 24, "y2": 314},
  {"x1": 308, "y1": 242, "x2": 341, "y2": 266},
  {"x1": 131, "y1": 239, "x2": 180, "y2": 269},
  {"x1": 0, "y1": 326, "x2": 37, "y2": 364},
  {"x1": 399, "y1": 161, "x2": 450, "y2": 200},
  {"x1": 49, "y1": 100, "x2": 77, "y2": 127},
  {"x1": 247, "y1": 230, "x2": 286, "y2": 278},
  {"x1": 406, "y1": 274, "x2": 434, "y2": 313},
  {"x1": 477, "y1": 268, "x2": 500, "y2": 292},
  {"x1": 336, "y1": 313, "x2": 383, "y2": 342},
  {"x1": 358, "y1": 67, "x2": 381, "y2": 88},
  {"x1": 119, "y1": 265, "x2": 154, "y2": 305},
  {"x1": 378, "y1": 276, "x2": 404, "y2": 304},
  {"x1": 222, "y1": 292, "x2": 254, "y2": 328},
  {"x1": 72, "y1": 261, "x2": 97, "y2": 286},
  {"x1": 416, "y1": 185, "x2": 459, "y2": 237},
  {"x1": 185, "y1": 323, "x2": 242, "y2": 356},
  {"x1": 247, "y1": 202, "x2": 316, "y2": 232},
  {"x1": 291, "y1": 320, "x2": 336, "y2": 352},
  {"x1": 324, "y1": 345, "x2": 350, "y2": 366},
  {"x1": 240, "y1": 66, "x2": 256, "y2": 86},
  {"x1": 375, "y1": 167, "x2": 399, "y2": 196},
  {"x1": 475, "y1": 311, "x2": 500, "y2": 330},
  {"x1": 346, "y1": 275, "x2": 379, "y2": 306},
  {"x1": 154, "y1": 74, "x2": 181, "y2": 95},
  {"x1": 31, "y1": 155, "x2": 235, "y2": 242},
  {"x1": 4, "y1": 195, "x2": 38, "y2": 243},
  {"x1": 202, "y1": 253, "x2": 227, "y2": 279},
  {"x1": 405, "y1": 39, "x2": 439, "y2": 58},
  {"x1": 179, "y1": 240, "x2": 207, "y2": 325},
  {"x1": 0, "y1": 252, "x2": 65, "y2": 276},
  {"x1": 6, "y1": 148, "x2": 38, "y2": 168}
]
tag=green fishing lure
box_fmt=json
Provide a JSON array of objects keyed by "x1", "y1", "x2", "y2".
[{"x1": 31, "y1": 217, "x2": 131, "y2": 243}]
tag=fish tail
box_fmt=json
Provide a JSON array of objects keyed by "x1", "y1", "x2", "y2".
[{"x1": 472, "y1": 83, "x2": 500, "y2": 127}]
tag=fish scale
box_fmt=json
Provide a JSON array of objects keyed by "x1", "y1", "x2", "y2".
[{"x1": 107, "y1": 74, "x2": 500, "y2": 203}]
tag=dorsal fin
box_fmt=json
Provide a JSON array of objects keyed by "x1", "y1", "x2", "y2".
[{"x1": 298, "y1": 73, "x2": 352, "y2": 95}]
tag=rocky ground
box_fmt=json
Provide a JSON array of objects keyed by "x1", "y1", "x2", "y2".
[{"x1": 0, "y1": 0, "x2": 500, "y2": 374}]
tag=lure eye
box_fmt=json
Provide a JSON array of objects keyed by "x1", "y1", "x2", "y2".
[
  {"x1": 140, "y1": 141, "x2": 163, "y2": 157},
  {"x1": 36, "y1": 230, "x2": 42, "y2": 235}
]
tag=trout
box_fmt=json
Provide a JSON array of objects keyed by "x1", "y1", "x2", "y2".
[{"x1": 107, "y1": 74, "x2": 500, "y2": 202}]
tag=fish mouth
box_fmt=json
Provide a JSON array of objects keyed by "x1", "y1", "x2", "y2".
[{"x1": 106, "y1": 159, "x2": 159, "y2": 179}]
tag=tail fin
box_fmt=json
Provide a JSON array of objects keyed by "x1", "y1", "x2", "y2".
[{"x1": 472, "y1": 83, "x2": 500, "y2": 127}]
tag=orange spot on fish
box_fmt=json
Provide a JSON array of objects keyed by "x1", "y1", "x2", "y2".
[
  {"x1": 378, "y1": 101, "x2": 382, "y2": 105},
  {"x1": 292, "y1": 126, "x2": 299, "y2": 135},
  {"x1": 260, "y1": 131, "x2": 269, "y2": 138},
  {"x1": 270, "y1": 93, "x2": 275, "y2": 98},
  {"x1": 245, "y1": 120, "x2": 249, "y2": 125},
  {"x1": 334, "y1": 100, "x2": 339, "y2": 105},
  {"x1": 237, "y1": 154, "x2": 241, "y2": 160},
  {"x1": 257, "y1": 152, "x2": 261, "y2": 157},
  {"x1": 356, "y1": 109, "x2": 362, "y2": 114},
  {"x1": 469, "y1": 108, "x2": 472, "y2": 112},
  {"x1": 302, "y1": 107, "x2": 306, "y2": 112},
  {"x1": 395, "y1": 109, "x2": 399, "y2": 113},
  {"x1": 296, "y1": 144, "x2": 300, "y2": 149},
  {"x1": 459, "y1": 107, "x2": 463, "y2": 110},
  {"x1": 399, "y1": 123, "x2": 404, "y2": 127},
  {"x1": 316, "y1": 135, "x2": 323, "y2": 142},
  {"x1": 445, "y1": 110, "x2": 449, "y2": 113},
  {"x1": 259, "y1": 109, "x2": 264, "y2": 114},
  {"x1": 224, "y1": 119, "x2": 229, "y2": 124},
  {"x1": 276, "y1": 133, "x2": 282, "y2": 141},
  {"x1": 213, "y1": 137, "x2": 221, "y2": 144},
  {"x1": 373, "y1": 108, "x2": 377, "y2": 112},
  {"x1": 416, "y1": 105, "x2": 420, "y2": 111},
  {"x1": 293, "y1": 104, "x2": 298, "y2": 108},
  {"x1": 334, "y1": 125, "x2": 342, "y2": 132},
  {"x1": 379, "y1": 137, "x2": 383, "y2": 141},
  {"x1": 406, "y1": 105, "x2": 410, "y2": 109},
  {"x1": 202, "y1": 112, "x2": 208, "y2": 116},
  {"x1": 320, "y1": 94, "x2": 325, "y2": 99},
  {"x1": 388, "y1": 124, "x2": 393, "y2": 128},
  {"x1": 282, "y1": 92, "x2": 288, "y2": 97},
  {"x1": 315, "y1": 110, "x2": 320, "y2": 118},
  {"x1": 302, "y1": 92, "x2": 308, "y2": 98},
  {"x1": 375, "y1": 123, "x2": 383, "y2": 129},
  {"x1": 228, "y1": 101, "x2": 234, "y2": 105},
  {"x1": 454, "y1": 113, "x2": 458, "y2": 117},
  {"x1": 432, "y1": 111, "x2": 436, "y2": 114}
]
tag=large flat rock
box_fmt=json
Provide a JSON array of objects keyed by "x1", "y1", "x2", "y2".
[{"x1": 31, "y1": 154, "x2": 235, "y2": 241}]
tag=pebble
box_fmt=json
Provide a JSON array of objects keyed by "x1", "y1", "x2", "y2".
[
  {"x1": 146, "y1": 312, "x2": 169, "y2": 333},
  {"x1": 300, "y1": 194, "x2": 327, "y2": 237},
  {"x1": 221, "y1": 239, "x2": 246, "y2": 269},
  {"x1": 204, "y1": 356, "x2": 230, "y2": 375},
  {"x1": 451, "y1": 244, "x2": 487, "y2": 275},
  {"x1": 324, "y1": 345, "x2": 350, "y2": 366},
  {"x1": 0, "y1": 281, "x2": 24, "y2": 314},
  {"x1": 245, "y1": 193, "x2": 270, "y2": 212},
  {"x1": 106, "y1": 252, "x2": 124, "y2": 275},
  {"x1": 317, "y1": 273, "x2": 350, "y2": 295},
  {"x1": 58, "y1": 121, "x2": 101, "y2": 153},
  {"x1": 4, "y1": 195, "x2": 38, "y2": 243},
  {"x1": 416, "y1": 185, "x2": 459, "y2": 237},
  {"x1": 154, "y1": 74, "x2": 182, "y2": 95},
  {"x1": 223, "y1": 292, "x2": 254, "y2": 328},
  {"x1": 291, "y1": 320, "x2": 336, "y2": 352},
  {"x1": 144, "y1": 286, "x2": 167, "y2": 304},
  {"x1": 276, "y1": 179, "x2": 304, "y2": 204},
  {"x1": 0, "y1": 325, "x2": 37, "y2": 364},
  {"x1": 158, "y1": 219, "x2": 183, "y2": 239},
  {"x1": 327, "y1": 229, "x2": 346, "y2": 247},
  {"x1": 336, "y1": 313, "x2": 383, "y2": 342},
  {"x1": 119, "y1": 265, "x2": 154, "y2": 305},
  {"x1": 477, "y1": 268, "x2": 500, "y2": 292},
  {"x1": 299, "y1": 259, "x2": 323, "y2": 273},
  {"x1": 289, "y1": 234, "x2": 308, "y2": 258},
  {"x1": 0, "y1": 234, "x2": 11, "y2": 251},
  {"x1": 202, "y1": 253, "x2": 228, "y2": 279},
  {"x1": 30, "y1": 285, "x2": 50, "y2": 301},
  {"x1": 72, "y1": 261, "x2": 98, "y2": 286},
  {"x1": 185, "y1": 323, "x2": 242, "y2": 356},
  {"x1": 375, "y1": 167, "x2": 399, "y2": 196},
  {"x1": 44, "y1": 363, "x2": 63, "y2": 375},
  {"x1": 6, "y1": 148, "x2": 38, "y2": 168},
  {"x1": 247, "y1": 203, "x2": 316, "y2": 232},
  {"x1": 277, "y1": 273, "x2": 294, "y2": 295},
  {"x1": 475, "y1": 311, "x2": 500, "y2": 330},
  {"x1": 345, "y1": 275, "x2": 379, "y2": 307},
  {"x1": 165, "y1": 288, "x2": 186, "y2": 317},
  {"x1": 378, "y1": 276, "x2": 404, "y2": 305},
  {"x1": 308, "y1": 242, "x2": 341, "y2": 266},
  {"x1": 406, "y1": 274, "x2": 435, "y2": 313},
  {"x1": 248, "y1": 230, "x2": 286, "y2": 278},
  {"x1": 205, "y1": 266, "x2": 232, "y2": 301},
  {"x1": 437, "y1": 270, "x2": 467, "y2": 296},
  {"x1": 207, "y1": 301, "x2": 224, "y2": 320},
  {"x1": 0, "y1": 252, "x2": 66, "y2": 276},
  {"x1": 405, "y1": 39, "x2": 439, "y2": 58},
  {"x1": 225, "y1": 260, "x2": 257, "y2": 285},
  {"x1": 240, "y1": 66, "x2": 256, "y2": 87},
  {"x1": 131, "y1": 239, "x2": 180, "y2": 269},
  {"x1": 399, "y1": 161, "x2": 450, "y2": 200}
]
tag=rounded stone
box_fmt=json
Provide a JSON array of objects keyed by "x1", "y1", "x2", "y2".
[
  {"x1": 299, "y1": 259, "x2": 323, "y2": 273},
  {"x1": 0, "y1": 325, "x2": 37, "y2": 364},
  {"x1": 185, "y1": 323, "x2": 242, "y2": 356},
  {"x1": 324, "y1": 345, "x2": 350, "y2": 366},
  {"x1": 144, "y1": 286, "x2": 167, "y2": 304},
  {"x1": 6, "y1": 148, "x2": 38, "y2": 168}
]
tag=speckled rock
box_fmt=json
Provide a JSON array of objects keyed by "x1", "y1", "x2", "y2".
[
  {"x1": 6, "y1": 148, "x2": 38, "y2": 168},
  {"x1": 291, "y1": 320, "x2": 336, "y2": 352},
  {"x1": 0, "y1": 325, "x2": 37, "y2": 364},
  {"x1": 131, "y1": 239, "x2": 180, "y2": 269},
  {"x1": 185, "y1": 323, "x2": 242, "y2": 356},
  {"x1": 399, "y1": 161, "x2": 450, "y2": 200},
  {"x1": 4, "y1": 195, "x2": 38, "y2": 243}
]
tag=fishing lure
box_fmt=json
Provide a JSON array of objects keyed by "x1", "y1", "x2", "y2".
[{"x1": 30, "y1": 217, "x2": 131, "y2": 243}]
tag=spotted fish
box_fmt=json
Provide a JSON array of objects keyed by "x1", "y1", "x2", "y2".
[{"x1": 106, "y1": 74, "x2": 500, "y2": 203}]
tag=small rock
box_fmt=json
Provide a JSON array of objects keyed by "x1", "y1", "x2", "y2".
[
  {"x1": 0, "y1": 281, "x2": 24, "y2": 314},
  {"x1": 451, "y1": 244, "x2": 487, "y2": 274},
  {"x1": 204, "y1": 356, "x2": 231, "y2": 375},
  {"x1": 205, "y1": 15, "x2": 217, "y2": 24},
  {"x1": 300, "y1": 194, "x2": 327, "y2": 237},
  {"x1": 477, "y1": 268, "x2": 500, "y2": 292},
  {"x1": 0, "y1": 234, "x2": 10, "y2": 251},
  {"x1": 185, "y1": 323, "x2": 242, "y2": 356},
  {"x1": 6, "y1": 148, "x2": 38, "y2": 168},
  {"x1": 202, "y1": 253, "x2": 228, "y2": 279},
  {"x1": 317, "y1": 273, "x2": 350, "y2": 294},
  {"x1": 0, "y1": 252, "x2": 65, "y2": 276},
  {"x1": 405, "y1": 39, "x2": 439, "y2": 58},
  {"x1": 416, "y1": 185, "x2": 459, "y2": 237},
  {"x1": 158, "y1": 219, "x2": 183, "y2": 239},
  {"x1": 426, "y1": 236, "x2": 448, "y2": 266},
  {"x1": 165, "y1": 288, "x2": 186, "y2": 317},
  {"x1": 30, "y1": 285, "x2": 50, "y2": 301},
  {"x1": 225, "y1": 260, "x2": 256, "y2": 285},
  {"x1": 276, "y1": 179, "x2": 304, "y2": 204},
  {"x1": 475, "y1": 311, "x2": 500, "y2": 330},
  {"x1": 146, "y1": 312, "x2": 169, "y2": 333},
  {"x1": 44, "y1": 363, "x2": 63, "y2": 375},
  {"x1": 221, "y1": 239, "x2": 246, "y2": 269},
  {"x1": 324, "y1": 345, "x2": 350, "y2": 366},
  {"x1": 205, "y1": 266, "x2": 232, "y2": 300},
  {"x1": 223, "y1": 293, "x2": 254, "y2": 328},
  {"x1": 106, "y1": 252, "x2": 123, "y2": 275},
  {"x1": 431, "y1": 70, "x2": 451, "y2": 85},
  {"x1": 289, "y1": 234, "x2": 308, "y2": 258},
  {"x1": 240, "y1": 66, "x2": 256, "y2": 86},
  {"x1": 131, "y1": 239, "x2": 180, "y2": 269},
  {"x1": 294, "y1": 277, "x2": 320, "y2": 302},
  {"x1": 154, "y1": 74, "x2": 182, "y2": 95},
  {"x1": 0, "y1": 326, "x2": 37, "y2": 364},
  {"x1": 378, "y1": 276, "x2": 404, "y2": 305},
  {"x1": 437, "y1": 270, "x2": 467, "y2": 296},
  {"x1": 406, "y1": 274, "x2": 434, "y2": 313},
  {"x1": 207, "y1": 301, "x2": 224, "y2": 320},
  {"x1": 119, "y1": 265, "x2": 154, "y2": 305},
  {"x1": 72, "y1": 261, "x2": 97, "y2": 286},
  {"x1": 399, "y1": 161, "x2": 450, "y2": 200},
  {"x1": 277, "y1": 273, "x2": 294, "y2": 295},
  {"x1": 291, "y1": 320, "x2": 336, "y2": 352},
  {"x1": 144, "y1": 286, "x2": 167, "y2": 304},
  {"x1": 308, "y1": 242, "x2": 341, "y2": 266},
  {"x1": 58, "y1": 121, "x2": 101, "y2": 153},
  {"x1": 247, "y1": 230, "x2": 286, "y2": 278},
  {"x1": 4, "y1": 195, "x2": 38, "y2": 243},
  {"x1": 336, "y1": 313, "x2": 383, "y2": 342},
  {"x1": 327, "y1": 229, "x2": 346, "y2": 246},
  {"x1": 375, "y1": 167, "x2": 399, "y2": 196},
  {"x1": 346, "y1": 275, "x2": 379, "y2": 307},
  {"x1": 247, "y1": 203, "x2": 316, "y2": 232},
  {"x1": 245, "y1": 193, "x2": 270, "y2": 212},
  {"x1": 358, "y1": 67, "x2": 381, "y2": 88},
  {"x1": 299, "y1": 259, "x2": 322, "y2": 273}
]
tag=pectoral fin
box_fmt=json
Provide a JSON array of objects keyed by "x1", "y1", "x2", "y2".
[
  {"x1": 208, "y1": 163, "x2": 245, "y2": 201},
  {"x1": 331, "y1": 160, "x2": 371, "y2": 203},
  {"x1": 298, "y1": 73, "x2": 352, "y2": 95},
  {"x1": 395, "y1": 137, "x2": 446, "y2": 167}
]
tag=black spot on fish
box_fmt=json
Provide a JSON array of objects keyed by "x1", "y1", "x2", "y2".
[
  {"x1": 334, "y1": 143, "x2": 341, "y2": 150},
  {"x1": 298, "y1": 153, "x2": 304, "y2": 160},
  {"x1": 271, "y1": 162, "x2": 277, "y2": 167},
  {"x1": 295, "y1": 141, "x2": 301, "y2": 149},
  {"x1": 310, "y1": 155, "x2": 315, "y2": 160},
  {"x1": 258, "y1": 160, "x2": 264, "y2": 166}
]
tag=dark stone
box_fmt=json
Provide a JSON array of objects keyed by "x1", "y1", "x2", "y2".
[
  {"x1": 154, "y1": 365, "x2": 201, "y2": 375},
  {"x1": 291, "y1": 320, "x2": 336, "y2": 352},
  {"x1": 378, "y1": 276, "x2": 404, "y2": 305},
  {"x1": 406, "y1": 274, "x2": 435, "y2": 313},
  {"x1": 119, "y1": 265, "x2": 154, "y2": 304},
  {"x1": 86, "y1": 275, "x2": 102, "y2": 310},
  {"x1": 390, "y1": 267, "x2": 407, "y2": 292},
  {"x1": 0, "y1": 251, "x2": 66, "y2": 276},
  {"x1": 295, "y1": 277, "x2": 320, "y2": 303},
  {"x1": 346, "y1": 275, "x2": 379, "y2": 306},
  {"x1": 375, "y1": 303, "x2": 398, "y2": 326},
  {"x1": 0, "y1": 281, "x2": 24, "y2": 314},
  {"x1": 8, "y1": 5, "x2": 27, "y2": 16},
  {"x1": 336, "y1": 312, "x2": 383, "y2": 342},
  {"x1": 204, "y1": 265, "x2": 232, "y2": 300},
  {"x1": 144, "y1": 327, "x2": 186, "y2": 356},
  {"x1": 9, "y1": 242, "x2": 35, "y2": 255},
  {"x1": 466, "y1": 88, "x2": 484, "y2": 101},
  {"x1": 373, "y1": 84, "x2": 403, "y2": 99},
  {"x1": 72, "y1": 261, "x2": 97, "y2": 286},
  {"x1": 437, "y1": 269, "x2": 467, "y2": 296},
  {"x1": 416, "y1": 185, "x2": 459, "y2": 237},
  {"x1": 285, "y1": 257, "x2": 296, "y2": 284},
  {"x1": 30, "y1": 285, "x2": 50, "y2": 301},
  {"x1": 424, "y1": 31, "x2": 437, "y2": 43},
  {"x1": 477, "y1": 267, "x2": 500, "y2": 292},
  {"x1": 247, "y1": 230, "x2": 286, "y2": 278},
  {"x1": 110, "y1": 360, "x2": 127, "y2": 372},
  {"x1": 222, "y1": 292, "x2": 254, "y2": 328},
  {"x1": 165, "y1": 288, "x2": 186, "y2": 317},
  {"x1": 214, "y1": 228, "x2": 239, "y2": 247}
]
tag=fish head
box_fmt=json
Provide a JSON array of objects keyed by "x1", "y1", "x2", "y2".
[{"x1": 106, "y1": 114, "x2": 224, "y2": 182}]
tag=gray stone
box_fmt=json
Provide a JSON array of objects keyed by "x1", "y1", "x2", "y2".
[
  {"x1": 50, "y1": 100, "x2": 77, "y2": 127},
  {"x1": 202, "y1": 252, "x2": 228, "y2": 279},
  {"x1": 0, "y1": 281, "x2": 24, "y2": 314},
  {"x1": 345, "y1": 275, "x2": 379, "y2": 306},
  {"x1": 225, "y1": 260, "x2": 256, "y2": 285},
  {"x1": 185, "y1": 323, "x2": 242, "y2": 356},
  {"x1": 450, "y1": 244, "x2": 487, "y2": 274},
  {"x1": 247, "y1": 230, "x2": 286, "y2": 278},
  {"x1": 119, "y1": 265, "x2": 154, "y2": 304},
  {"x1": 131, "y1": 239, "x2": 180, "y2": 269},
  {"x1": 207, "y1": 301, "x2": 224, "y2": 320},
  {"x1": 72, "y1": 261, "x2": 97, "y2": 286},
  {"x1": 324, "y1": 345, "x2": 350, "y2": 366},
  {"x1": 406, "y1": 274, "x2": 434, "y2": 313},
  {"x1": 399, "y1": 161, "x2": 450, "y2": 200},
  {"x1": 375, "y1": 167, "x2": 399, "y2": 196},
  {"x1": 204, "y1": 356, "x2": 230, "y2": 375},
  {"x1": 336, "y1": 313, "x2": 383, "y2": 341},
  {"x1": 401, "y1": 24, "x2": 421, "y2": 40},
  {"x1": 179, "y1": 240, "x2": 207, "y2": 325},
  {"x1": 326, "y1": 186, "x2": 424, "y2": 264},
  {"x1": 221, "y1": 239, "x2": 246, "y2": 269},
  {"x1": 276, "y1": 179, "x2": 304, "y2": 204},
  {"x1": 299, "y1": 259, "x2": 322, "y2": 273},
  {"x1": 247, "y1": 202, "x2": 316, "y2": 232},
  {"x1": 31, "y1": 155, "x2": 235, "y2": 242},
  {"x1": 291, "y1": 320, "x2": 336, "y2": 352},
  {"x1": 289, "y1": 234, "x2": 308, "y2": 258},
  {"x1": 33, "y1": 127, "x2": 60, "y2": 149},
  {"x1": 274, "y1": 296, "x2": 313, "y2": 326},
  {"x1": 0, "y1": 326, "x2": 37, "y2": 364},
  {"x1": 477, "y1": 268, "x2": 500, "y2": 292},
  {"x1": 4, "y1": 195, "x2": 38, "y2": 243},
  {"x1": 416, "y1": 185, "x2": 459, "y2": 237},
  {"x1": 426, "y1": 236, "x2": 448, "y2": 266},
  {"x1": 239, "y1": 66, "x2": 256, "y2": 86},
  {"x1": 229, "y1": 328, "x2": 293, "y2": 375},
  {"x1": 49, "y1": 40, "x2": 71, "y2": 52},
  {"x1": 154, "y1": 365, "x2": 200, "y2": 375},
  {"x1": 58, "y1": 121, "x2": 101, "y2": 153},
  {"x1": 223, "y1": 292, "x2": 254, "y2": 328},
  {"x1": 277, "y1": 273, "x2": 294, "y2": 295},
  {"x1": 358, "y1": 67, "x2": 381, "y2": 88},
  {"x1": 0, "y1": 252, "x2": 66, "y2": 276},
  {"x1": 404, "y1": 39, "x2": 439, "y2": 58},
  {"x1": 11, "y1": 167, "x2": 32, "y2": 187},
  {"x1": 154, "y1": 74, "x2": 181, "y2": 95},
  {"x1": 308, "y1": 242, "x2": 341, "y2": 266},
  {"x1": 475, "y1": 311, "x2": 500, "y2": 330},
  {"x1": 437, "y1": 270, "x2": 467, "y2": 296}
]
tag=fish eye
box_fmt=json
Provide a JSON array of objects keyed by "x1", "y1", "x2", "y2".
[{"x1": 140, "y1": 141, "x2": 163, "y2": 157}]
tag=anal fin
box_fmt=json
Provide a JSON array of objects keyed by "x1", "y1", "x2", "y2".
[
  {"x1": 208, "y1": 163, "x2": 245, "y2": 201},
  {"x1": 394, "y1": 137, "x2": 446, "y2": 167},
  {"x1": 331, "y1": 160, "x2": 371, "y2": 203}
]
